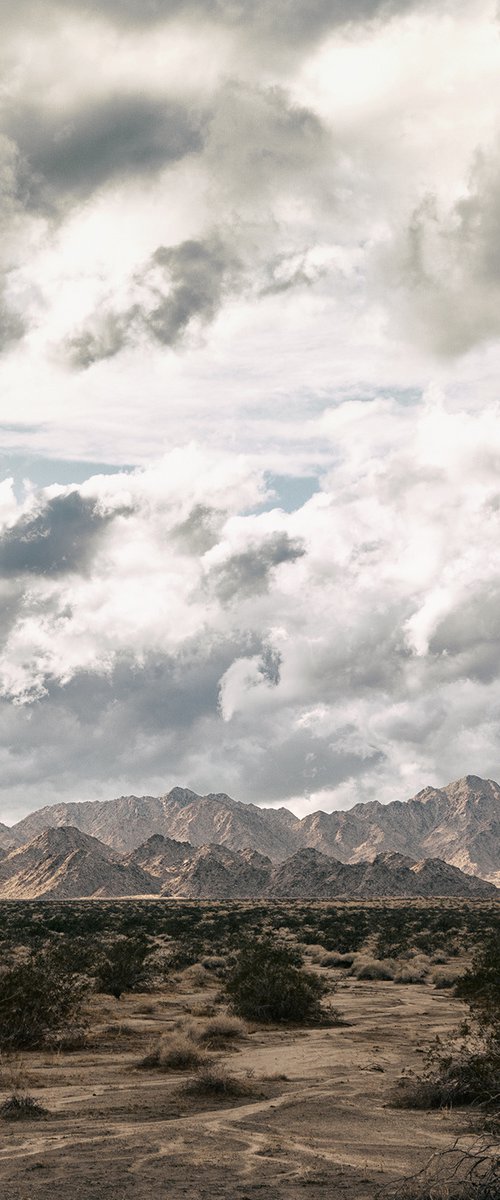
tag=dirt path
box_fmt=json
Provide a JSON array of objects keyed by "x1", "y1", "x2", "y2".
[{"x1": 0, "y1": 979, "x2": 472, "y2": 1200}]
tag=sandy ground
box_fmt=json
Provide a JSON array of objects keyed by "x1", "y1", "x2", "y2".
[{"x1": 0, "y1": 972, "x2": 472, "y2": 1200}]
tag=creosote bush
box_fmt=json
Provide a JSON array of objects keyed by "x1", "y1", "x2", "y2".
[
  {"x1": 0, "y1": 1094, "x2": 48, "y2": 1121},
  {"x1": 94, "y1": 936, "x2": 152, "y2": 999},
  {"x1": 0, "y1": 954, "x2": 88, "y2": 1050},
  {"x1": 225, "y1": 939, "x2": 325, "y2": 1024}
]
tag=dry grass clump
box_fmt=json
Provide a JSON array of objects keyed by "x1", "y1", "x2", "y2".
[
  {"x1": 393, "y1": 962, "x2": 429, "y2": 985},
  {"x1": 306, "y1": 944, "x2": 328, "y2": 963},
  {"x1": 140, "y1": 1033, "x2": 208, "y2": 1072},
  {"x1": 196, "y1": 1014, "x2": 247, "y2": 1048},
  {"x1": 320, "y1": 951, "x2": 355, "y2": 969},
  {"x1": 352, "y1": 957, "x2": 395, "y2": 981},
  {"x1": 0, "y1": 1094, "x2": 48, "y2": 1121},
  {"x1": 200, "y1": 956, "x2": 227, "y2": 974},
  {"x1": 432, "y1": 967, "x2": 463, "y2": 989},
  {"x1": 184, "y1": 964, "x2": 210, "y2": 989},
  {"x1": 182, "y1": 1064, "x2": 254, "y2": 1099}
]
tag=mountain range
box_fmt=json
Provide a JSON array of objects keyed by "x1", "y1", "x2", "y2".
[
  {"x1": 3, "y1": 774, "x2": 500, "y2": 885},
  {"x1": 0, "y1": 825, "x2": 496, "y2": 900}
]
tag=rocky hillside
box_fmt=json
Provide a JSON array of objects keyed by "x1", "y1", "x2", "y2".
[
  {"x1": 0, "y1": 822, "x2": 14, "y2": 850},
  {"x1": 0, "y1": 826, "x2": 160, "y2": 899},
  {"x1": 0, "y1": 826, "x2": 496, "y2": 900},
  {"x1": 10, "y1": 787, "x2": 299, "y2": 858},
  {"x1": 4, "y1": 775, "x2": 500, "y2": 884}
]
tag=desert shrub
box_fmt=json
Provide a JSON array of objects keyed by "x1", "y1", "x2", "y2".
[
  {"x1": 197, "y1": 1014, "x2": 246, "y2": 1047},
  {"x1": 225, "y1": 940, "x2": 325, "y2": 1024},
  {"x1": 183, "y1": 1064, "x2": 253, "y2": 1098},
  {"x1": 455, "y1": 932, "x2": 500, "y2": 1044},
  {"x1": 0, "y1": 954, "x2": 88, "y2": 1050},
  {"x1": 184, "y1": 964, "x2": 210, "y2": 989},
  {"x1": 0, "y1": 1094, "x2": 48, "y2": 1121},
  {"x1": 94, "y1": 936, "x2": 152, "y2": 999},
  {"x1": 200, "y1": 956, "x2": 227, "y2": 974},
  {"x1": 140, "y1": 1034, "x2": 207, "y2": 1072},
  {"x1": 432, "y1": 969, "x2": 461, "y2": 989},
  {"x1": 353, "y1": 957, "x2": 395, "y2": 981},
  {"x1": 394, "y1": 962, "x2": 429, "y2": 985},
  {"x1": 392, "y1": 1030, "x2": 500, "y2": 1110},
  {"x1": 392, "y1": 931, "x2": 500, "y2": 1112},
  {"x1": 320, "y1": 952, "x2": 355, "y2": 968}
]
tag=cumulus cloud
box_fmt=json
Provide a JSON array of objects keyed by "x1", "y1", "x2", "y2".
[{"x1": 0, "y1": 394, "x2": 500, "y2": 814}]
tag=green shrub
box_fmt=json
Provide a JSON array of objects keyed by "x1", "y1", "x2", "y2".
[
  {"x1": 94, "y1": 936, "x2": 152, "y2": 999},
  {"x1": 225, "y1": 940, "x2": 325, "y2": 1024},
  {"x1": 0, "y1": 954, "x2": 88, "y2": 1051}
]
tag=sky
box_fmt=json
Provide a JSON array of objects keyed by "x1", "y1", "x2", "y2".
[{"x1": 1, "y1": 0, "x2": 500, "y2": 822}]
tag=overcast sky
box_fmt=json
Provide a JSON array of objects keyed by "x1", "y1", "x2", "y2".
[{"x1": 1, "y1": 0, "x2": 500, "y2": 822}]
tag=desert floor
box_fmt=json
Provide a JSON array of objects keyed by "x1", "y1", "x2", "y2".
[{"x1": 0, "y1": 965, "x2": 474, "y2": 1200}]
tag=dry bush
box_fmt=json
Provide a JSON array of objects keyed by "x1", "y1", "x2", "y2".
[
  {"x1": 352, "y1": 957, "x2": 395, "y2": 981},
  {"x1": 184, "y1": 964, "x2": 210, "y2": 989},
  {"x1": 140, "y1": 1034, "x2": 207, "y2": 1072},
  {"x1": 394, "y1": 962, "x2": 429, "y2": 985},
  {"x1": 0, "y1": 1094, "x2": 48, "y2": 1121},
  {"x1": 320, "y1": 952, "x2": 355, "y2": 969},
  {"x1": 183, "y1": 1064, "x2": 254, "y2": 1098},
  {"x1": 197, "y1": 1014, "x2": 247, "y2": 1048},
  {"x1": 306, "y1": 944, "x2": 328, "y2": 962},
  {"x1": 432, "y1": 968, "x2": 462, "y2": 989},
  {"x1": 380, "y1": 1135, "x2": 500, "y2": 1199},
  {"x1": 200, "y1": 956, "x2": 227, "y2": 974}
]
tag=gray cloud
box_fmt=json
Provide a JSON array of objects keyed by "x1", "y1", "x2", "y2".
[
  {"x1": 0, "y1": 0, "x2": 428, "y2": 44},
  {"x1": 382, "y1": 151, "x2": 500, "y2": 356},
  {"x1": 66, "y1": 233, "x2": 241, "y2": 367},
  {"x1": 171, "y1": 504, "x2": 225, "y2": 555},
  {"x1": 4, "y1": 95, "x2": 203, "y2": 213},
  {"x1": 428, "y1": 585, "x2": 500, "y2": 684},
  {"x1": 0, "y1": 492, "x2": 120, "y2": 577},
  {"x1": 209, "y1": 533, "x2": 306, "y2": 603}
]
